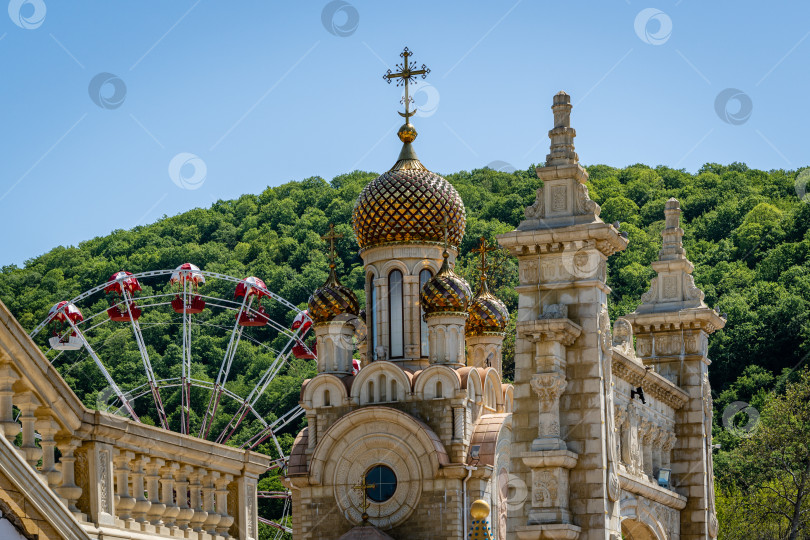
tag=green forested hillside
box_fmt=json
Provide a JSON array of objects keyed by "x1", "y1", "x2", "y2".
[{"x1": 1, "y1": 162, "x2": 809, "y2": 536}]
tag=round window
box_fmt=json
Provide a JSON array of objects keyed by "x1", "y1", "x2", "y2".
[{"x1": 364, "y1": 465, "x2": 397, "y2": 503}]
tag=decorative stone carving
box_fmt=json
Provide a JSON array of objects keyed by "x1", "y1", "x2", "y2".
[
  {"x1": 551, "y1": 185, "x2": 567, "y2": 212},
  {"x1": 612, "y1": 318, "x2": 635, "y2": 358},
  {"x1": 607, "y1": 464, "x2": 621, "y2": 502},
  {"x1": 685, "y1": 274, "x2": 705, "y2": 301},
  {"x1": 539, "y1": 303, "x2": 568, "y2": 320},
  {"x1": 530, "y1": 374, "x2": 567, "y2": 413},
  {"x1": 640, "y1": 277, "x2": 658, "y2": 304},
  {"x1": 598, "y1": 306, "x2": 612, "y2": 353},
  {"x1": 574, "y1": 182, "x2": 600, "y2": 216},
  {"x1": 519, "y1": 258, "x2": 539, "y2": 284},
  {"x1": 532, "y1": 470, "x2": 558, "y2": 507},
  {"x1": 525, "y1": 187, "x2": 545, "y2": 219}
]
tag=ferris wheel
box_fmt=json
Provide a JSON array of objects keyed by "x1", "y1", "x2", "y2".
[{"x1": 29, "y1": 264, "x2": 317, "y2": 534}]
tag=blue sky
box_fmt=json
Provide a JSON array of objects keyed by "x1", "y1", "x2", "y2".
[{"x1": 1, "y1": 1, "x2": 807, "y2": 267}]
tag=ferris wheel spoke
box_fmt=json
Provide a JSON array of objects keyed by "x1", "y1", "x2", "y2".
[
  {"x1": 214, "y1": 323, "x2": 304, "y2": 445},
  {"x1": 123, "y1": 289, "x2": 170, "y2": 430},
  {"x1": 200, "y1": 295, "x2": 249, "y2": 439},
  {"x1": 259, "y1": 517, "x2": 292, "y2": 535},
  {"x1": 242, "y1": 405, "x2": 305, "y2": 454},
  {"x1": 180, "y1": 281, "x2": 194, "y2": 435},
  {"x1": 66, "y1": 318, "x2": 139, "y2": 422}
]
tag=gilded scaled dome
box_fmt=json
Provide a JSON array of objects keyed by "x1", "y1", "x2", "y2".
[
  {"x1": 466, "y1": 281, "x2": 509, "y2": 336},
  {"x1": 352, "y1": 138, "x2": 466, "y2": 251},
  {"x1": 307, "y1": 267, "x2": 360, "y2": 324},
  {"x1": 420, "y1": 253, "x2": 472, "y2": 314}
]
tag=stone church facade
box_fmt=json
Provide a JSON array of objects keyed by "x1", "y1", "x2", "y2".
[{"x1": 287, "y1": 90, "x2": 722, "y2": 540}]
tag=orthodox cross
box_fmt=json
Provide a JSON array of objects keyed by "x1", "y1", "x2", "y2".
[
  {"x1": 383, "y1": 47, "x2": 430, "y2": 122},
  {"x1": 352, "y1": 477, "x2": 376, "y2": 522},
  {"x1": 321, "y1": 224, "x2": 343, "y2": 268},
  {"x1": 471, "y1": 237, "x2": 497, "y2": 281}
]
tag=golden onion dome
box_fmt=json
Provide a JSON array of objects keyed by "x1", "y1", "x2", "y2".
[
  {"x1": 466, "y1": 280, "x2": 509, "y2": 335},
  {"x1": 307, "y1": 266, "x2": 360, "y2": 324},
  {"x1": 420, "y1": 252, "x2": 472, "y2": 315},
  {"x1": 351, "y1": 125, "x2": 466, "y2": 251}
]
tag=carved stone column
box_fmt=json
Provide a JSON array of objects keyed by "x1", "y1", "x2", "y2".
[
  {"x1": 518, "y1": 317, "x2": 581, "y2": 452},
  {"x1": 517, "y1": 317, "x2": 581, "y2": 531},
  {"x1": 640, "y1": 420, "x2": 655, "y2": 478},
  {"x1": 216, "y1": 474, "x2": 235, "y2": 536},
  {"x1": 15, "y1": 392, "x2": 41, "y2": 467},
  {"x1": 160, "y1": 462, "x2": 180, "y2": 529},
  {"x1": 306, "y1": 411, "x2": 317, "y2": 451},
  {"x1": 662, "y1": 432, "x2": 676, "y2": 470},
  {"x1": 145, "y1": 457, "x2": 166, "y2": 528},
  {"x1": 175, "y1": 465, "x2": 194, "y2": 531},
  {"x1": 34, "y1": 416, "x2": 60, "y2": 487},
  {"x1": 113, "y1": 450, "x2": 135, "y2": 524},
  {"x1": 651, "y1": 426, "x2": 665, "y2": 476},
  {"x1": 614, "y1": 407, "x2": 629, "y2": 470},
  {"x1": 188, "y1": 468, "x2": 208, "y2": 532},
  {"x1": 130, "y1": 454, "x2": 151, "y2": 525},
  {"x1": 55, "y1": 437, "x2": 82, "y2": 516},
  {"x1": 530, "y1": 373, "x2": 567, "y2": 450},
  {"x1": 452, "y1": 403, "x2": 466, "y2": 441},
  {"x1": 0, "y1": 364, "x2": 20, "y2": 443},
  {"x1": 203, "y1": 471, "x2": 222, "y2": 534}
]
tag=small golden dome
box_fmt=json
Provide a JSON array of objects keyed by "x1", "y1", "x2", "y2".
[
  {"x1": 420, "y1": 253, "x2": 472, "y2": 314},
  {"x1": 470, "y1": 499, "x2": 490, "y2": 520},
  {"x1": 351, "y1": 150, "x2": 466, "y2": 251},
  {"x1": 466, "y1": 282, "x2": 509, "y2": 336},
  {"x1": 307, "y1": 267, "x2": 360, "y2": 324}
]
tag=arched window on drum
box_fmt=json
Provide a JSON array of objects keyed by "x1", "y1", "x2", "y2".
[
  {"x1": 368, "y1": 272, "x2": 378, "y2": 360},
  {"x1": 419, "y1": 269, "x2": 432, "y2": 358},
  {"x1": 388, "y1": 270, "x2": 404, "y2": 358}
]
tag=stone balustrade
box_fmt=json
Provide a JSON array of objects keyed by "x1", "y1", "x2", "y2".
[{"x1": 0, "y1": 312, "x2": 271, "y2": 540}]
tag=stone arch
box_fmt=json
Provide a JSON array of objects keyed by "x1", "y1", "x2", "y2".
[
  {"x1": 379, "y1": 259, "x2": 410, "y2": 277},
  {"x1": 309, "y1": 407, "x2": 449, "y2": 530},
  {"x1": 481, "y1": 368, "x2": 503, "y2": 412},
  {"x1": 301, "y1": 373, "x2": 349, "y2": 408},
  {"x1": 459, "y1": 367, "x2": 483, "y2": 424},
  {"x1": 351, "y1": 361, "x2": 411, "y2": 405},
  {"x1": 620, "y1": 496, "x2": 668, "y2": 540},
  {"x1": 413, "y1": 365, "x2": 461, "y2": 400},
  {"x1": 502, "y1": 384, "x2": 514, "y2": 413},
  {"x1": 412, "y1": 258, "x2": 441, "y2": 276}
]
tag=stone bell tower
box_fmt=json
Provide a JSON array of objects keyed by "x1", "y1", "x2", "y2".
[{"x1": 498, "y1": 91, "x2": 628, "y2": 539}]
